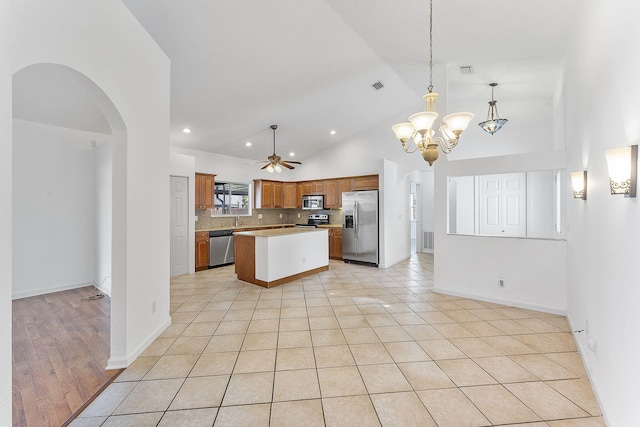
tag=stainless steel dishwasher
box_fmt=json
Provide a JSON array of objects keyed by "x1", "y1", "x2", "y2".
[{"x1": 209, "y1": 229, "x2": 235, "y2": 267}]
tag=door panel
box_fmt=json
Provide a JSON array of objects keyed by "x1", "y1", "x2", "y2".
[
  {"x1": 354, "y1": 191, "x2": 378, "y2": 264},
  {"x1": 341, "y1": 192, "x2": 356, "y2": 260},
  {"x1": 171, "y1": 176, "x2": 189, "y2": 276},
  {"x1": 479, "y1": 176, "x2": 502, "y2": 235},
  {"x1": 502, "y1": 173, "x2": 526, "y2": 236}
]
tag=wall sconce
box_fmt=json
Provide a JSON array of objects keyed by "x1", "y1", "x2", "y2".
[
  {"x1": 605, "y1": 145, "x2": 637, "y2": 197},
  {"x1": 570, "y1": 171, "x2": 587, "y2": 200}
]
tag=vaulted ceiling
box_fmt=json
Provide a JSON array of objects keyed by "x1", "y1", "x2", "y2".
[{"x1": 13, "y1": 0, "x2": 580, "y2": 162}]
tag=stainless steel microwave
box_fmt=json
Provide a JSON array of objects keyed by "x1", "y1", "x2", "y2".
[{"x1": 302, "y1": 195, "x2": 324, "y2": 210}]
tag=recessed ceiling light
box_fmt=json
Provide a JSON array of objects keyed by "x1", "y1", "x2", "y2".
[
  {"x1": 330, "y1": 130, "x2": 336, "y2": 135},
  {"x1": 289, "y1": 152, "x2": 295, "y2": 157},
  {"x1": 182, "y1": 127, "x2": 192, "y2": 134},
  {"x1": 245, "y1": 142, "x2": 252, "y2": 147}
]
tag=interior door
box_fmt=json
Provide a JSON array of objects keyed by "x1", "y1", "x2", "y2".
[
  {"x1": 478, "y1": 173, "x2": 526, "y2": 237},
  {"x1": 502, "y1": 173, "x2": 527, "y2": 237},
  {"x1": 170, "y1": 176, "x2": 189, "y2": 276},
  {"x1": 479, "y1": 175, "x2": 502, "y2": 236}
]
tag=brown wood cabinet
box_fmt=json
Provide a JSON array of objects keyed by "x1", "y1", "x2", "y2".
[
  {"x1": 324, "y1": 179, "x2": 339, "y2": 208},
  {"x1": 328, "y1": 227, "x2": 343, "y2": 260},
  {"x1": 195, "y1": 231, "x2": 209, "y2": 271},
  {"x1": 195, "y1": 173, "x2": 215, "y2": 209},
  {"x1": 283, "y1": 182, "x2": 298, "y2": 208},
  {"x1": 301, "y1": 182, "x2": 314, "y2": 196},
  {"x1": 255, "y1": 175, "x2": 377, "y2": 209},
  {"x1": 254, "y1": 179, "x2": 283, "y2": 209},
  {"x1": 338, "y1": 178, "x2": 353, "y2": 207},
  {"x1": 353, "y1": 175, "x2": 379, "y2": 191},
  {"x1": 273, "y1": 182, "x2": 283, "y2": 208}
]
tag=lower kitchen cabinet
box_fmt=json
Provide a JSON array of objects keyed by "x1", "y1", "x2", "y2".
[
  {"x1": 196, "y1": 231, "x2": 209, "y2": 271},
  {"x1": 328, "y1": 227, "x2": 343, "y2": 260}
]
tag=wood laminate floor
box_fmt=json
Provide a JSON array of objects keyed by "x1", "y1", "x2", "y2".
[{"x1": 12, "y1": 286, "x2": 118, "y2": 427}]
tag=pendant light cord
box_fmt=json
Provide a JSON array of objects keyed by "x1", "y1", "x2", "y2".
[{"x1": 428, "y1": 0, "x2": 433, "y2": 93}]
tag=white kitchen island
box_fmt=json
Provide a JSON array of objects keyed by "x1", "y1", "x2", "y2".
[{"x1": 234, "y1": 227, "x2": 329, "y2": 288}]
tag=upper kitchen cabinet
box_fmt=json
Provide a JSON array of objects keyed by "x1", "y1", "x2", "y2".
[
  {"x1": 353, "y1": 175, "x2": 379, "y2": 191},
  {"x1": 254, "y1": 179, "x2": 284, "y2": 209},
  {"x1": 195, "y1": 173, "x2": 215, "y2": 209},
  {"x1": 301, "y1": 180, "x2": 324, "y2": 196},
  {"x1": 337, "y1": 178, "x2": 353, "y2": 207},
  {"x1": 283, "y1": 182, "x2": 299, "y2": 208},
  {"x1": 324, "y1": 180, "x2": 339, "y2": 208}
]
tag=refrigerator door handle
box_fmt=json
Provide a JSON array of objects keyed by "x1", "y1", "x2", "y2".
[{"x1": 354, "y1": 201, "x2": 359, "y2": 239}]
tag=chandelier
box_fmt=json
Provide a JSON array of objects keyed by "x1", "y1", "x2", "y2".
[
  {"x1": 391, "y1": 0, "x2": 474, "y2": 166},
  {"x1": 478, "y1": 83, "x2": 508, "y2": 134}
]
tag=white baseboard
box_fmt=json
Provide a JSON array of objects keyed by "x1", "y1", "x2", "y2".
[
  {"x1": 12, "y1": 281, "x2": 95, "y2": 300},
  {"x1": 94, "y1": 276, "x2": 112, "y2": 298},
  {"x1": 432, "y1": 287, "x2": 566, "y2": 316},
  {"x1": 106, "y1": 316, "x2": 172, "y2": 369},
  {"x1": 566, "y1": 315, "x2": 610, "y2": 426},
  {"x1": 379, "y1": 254, "x2": 411, "y2": 269}
]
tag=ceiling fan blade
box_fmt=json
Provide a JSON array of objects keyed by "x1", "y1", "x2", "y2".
[
  {"x1": 245, "y1": 160, "x2": 269, "y2": 164},
  {"x1": 283, "y1": 161, "x2": 302, "y2": 164},
  {"x1": 260, "y1": 163, "x2": 271, "y2": 170},
  {"x1": 279, "y1": 162, "x2": 295, "y2": 169}
]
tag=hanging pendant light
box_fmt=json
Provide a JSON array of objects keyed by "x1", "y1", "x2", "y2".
[
  {"x1": 391, "y1": 0, "x2": 474, "y2": 166},
  {"x1": 478, "y1": 83, "x2": 508, "y2": 135}
]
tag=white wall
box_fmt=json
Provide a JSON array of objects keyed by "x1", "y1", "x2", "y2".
[
  {"x1": 562, "y1": 0, "x2": 640, "y2": 425},
  {"x1": 434, "y1": 150, "x2": 568, "y2": 314},
  {"x1": 95, "y1": 139, "x2": 113, "y2": 295},
  {"x1": 2, "y1": 7, "x2": 171, "y2": 423},
  {"x1": 12, "y1": 120, "x2": 99, "y2": 298}
]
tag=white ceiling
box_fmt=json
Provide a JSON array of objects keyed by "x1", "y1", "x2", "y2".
[{"x1": 13, "y1": 0, "x2": 580, "y2": 163}]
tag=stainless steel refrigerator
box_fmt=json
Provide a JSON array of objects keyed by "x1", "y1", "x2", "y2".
[{"x1": 342, "y1": 190, "x2": 378, "y2": 266}]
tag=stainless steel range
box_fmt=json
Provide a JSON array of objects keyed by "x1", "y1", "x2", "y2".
[{"x1": 295, "y1": 213, "x2": 329, "y2": 228}]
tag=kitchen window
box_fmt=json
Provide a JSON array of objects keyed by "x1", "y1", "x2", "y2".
[{"x1": 212, "y1": 181, "x2": 251, "y2": 216}]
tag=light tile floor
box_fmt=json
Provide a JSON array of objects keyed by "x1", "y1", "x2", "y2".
[{"x1": 72, "y1": 254, "x2": 605, "y2": 427}]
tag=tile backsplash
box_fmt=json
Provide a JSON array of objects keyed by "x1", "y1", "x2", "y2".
[{"x1": 196, "y1": 208, "x2": 342, "y2": 230}]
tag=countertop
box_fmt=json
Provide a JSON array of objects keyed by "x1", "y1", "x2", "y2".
[
  {"x1": 196, "y1": 223, "x2": 342, "y2": 232},
  {"x1": 196, "y1": 224, "x2": 296, "y2": 233},
  {"x1": 235, "y1": 227, "x2": 328, "y2": 237}
]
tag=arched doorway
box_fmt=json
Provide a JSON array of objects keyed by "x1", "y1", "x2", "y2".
[{"x1": 11, "y1": 63, "x2": 127, "y2": 425}]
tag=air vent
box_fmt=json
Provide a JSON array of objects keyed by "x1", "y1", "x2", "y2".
[
  {"x1": 459, "y1": 66, "x2": 474, "y2": 75},
  {"x1": 371, "y1": 81, "x2": 384, "y2": 90}
]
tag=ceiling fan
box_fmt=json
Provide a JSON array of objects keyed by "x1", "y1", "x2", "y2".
[{"x1": 256, "y1": 125, "x2": 301, "y2": 173}]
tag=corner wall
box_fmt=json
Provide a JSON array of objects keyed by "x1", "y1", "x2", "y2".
[
  {"x1": 12, "y1": 120, "x2": 101, "y2": 299},
  {"x1": 562, "y1": 0, "x2": 640, "y2": 424},
  {"x1": 2, "y1": 2, "x2": 171, "y2": 420},
  {"x1": 433, "y1": 150, "x2": 568, "y2": 314}
]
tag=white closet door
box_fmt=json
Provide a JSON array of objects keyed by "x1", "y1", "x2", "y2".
[
  {"x1": 479, "y1": 173, "x2": 526, "y2": 237},
  {"x1": 170, "y1": 176, "x2": 189, "y2": 276},
  {"x1": 479, "y1": 175, "x2": 502, "y2": 236},
  {"x1": 502, "y1": 173, "x2": 527, "y2": 237}
]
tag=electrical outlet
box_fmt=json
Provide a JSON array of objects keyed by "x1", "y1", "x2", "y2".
[
  {"x1": 258, "y1": 214, "x2": 263, "y2": 219},
  {"x1": 279, "y1": 213, "x2": 282, "y2": 218},
  {"x1": 498, "y1": 275, "x2": 505, "y2": 287},
  {"x1": 297, "y1": 213, "x2": 301, "y2": 218},
  {"x1": 151, "y1": 300, "x2": 157, "y2": 313}
]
